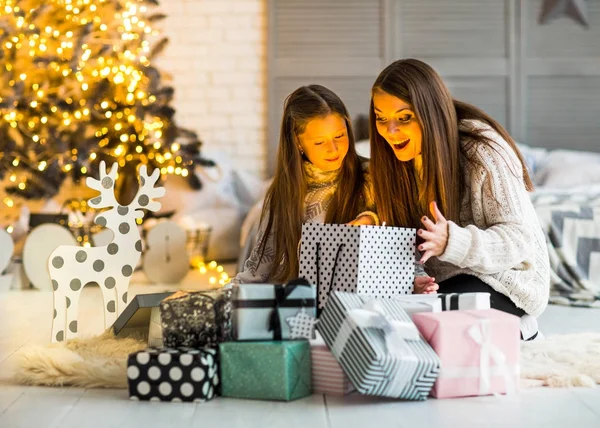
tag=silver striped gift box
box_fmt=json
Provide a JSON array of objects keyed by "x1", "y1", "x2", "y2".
[{"x1": 317, "y1": 292, "x2": 440, "y2": 400}]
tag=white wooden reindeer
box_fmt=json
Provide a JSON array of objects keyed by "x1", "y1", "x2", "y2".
[{"x1": 49, "y1": 161, "x2": 165, "y2": 342}]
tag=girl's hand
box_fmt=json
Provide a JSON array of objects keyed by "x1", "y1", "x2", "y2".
[
  {"x1": 346, "y1": 215, "x2": 376, "y2": 226},
  {"x1": 417, "y1": 201, "x2": 449, "y2": 265},
  {"x1": 413, "y1": 276, "x2": 439, "y2": 294}
]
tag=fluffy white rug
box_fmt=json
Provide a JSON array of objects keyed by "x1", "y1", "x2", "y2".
[
  {"x1": 520, "y1": 333, "x2": 600, "y2": 388},
  {"x1": 15, "y1": 330, "x2": 145, "y2": 388},
  {"x1": 14, "y1": 332, "x2": 600, "y2": 389}
]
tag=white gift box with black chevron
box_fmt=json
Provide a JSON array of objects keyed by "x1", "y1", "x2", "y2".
[
  {"x1": 438, "y1": 293, "x2": 490, "y2": 311},
  {"x1": 394, "y1": 292, "x2": 490, "y2": 319},
  {"x1": 392, "y1": 295, "x2": 441, "y2": 319},
  {"x1": 299, "y1": 224, "x2": 416, "y2": 311},
  {"x1": 317, "y1": 291, "x2": 440, "y2": 400}
]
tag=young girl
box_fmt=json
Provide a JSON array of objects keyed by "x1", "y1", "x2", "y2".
[
  {"x1": 236, "y1": 85, "x2": 377, "y2": 283},
  {"x1": 369, "y1": 59, "x2": 550, "y2": 340}
]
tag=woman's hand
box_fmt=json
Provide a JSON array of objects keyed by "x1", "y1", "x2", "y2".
[
  {"x1": 413, "y1": 276, "x2": 439, "y2": 294},
  {"x1": 346, "y1": 214, "x2": 376, "y2": 226},
  {"x1": 417, "y1": 201, "x2": 449, "y2": 264}
]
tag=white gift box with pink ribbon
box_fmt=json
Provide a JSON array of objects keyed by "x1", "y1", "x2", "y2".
[{"x1": 412, "y1": 309, "x2": 520, "y2": 399}]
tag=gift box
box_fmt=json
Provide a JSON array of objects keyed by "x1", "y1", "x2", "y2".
[
  {"x1": 219, "y1": 340, "x2": 312, "y2": 401},
  {"x1": 412, "y1": 309, "x2": 520, "y2": 399},
  {"x1": 438, "y1": 292, "x2": 490, "y2": 311},
  {"x1": 299, "y1": 224, "x2": 415, "y2": 311},
  {"x1": 310, "y1": 332, "x2": 353, "y2": 396},
  {"x1": 160, "y1": 288, "x2": 232, "y2": 348},
  {"x1": 394, "y1": 292, "x2": 490, "y2": 319},
  {"x1": 127, "y1": 347, "x2": 219, "y2": 402},
  {"x1": 317, "y1": 291, "x2": 440, "y2": 400},
  {"x1": 112, "y1": 292, "x2": 174, "y2": 345},
  {"x1": 232, "y1": 278, "x2": 316, "y2": 340},
  {"x1": 393, "y1": 295, "x2": 441, "y2": 319}
]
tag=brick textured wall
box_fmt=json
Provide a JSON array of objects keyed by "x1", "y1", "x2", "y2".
[{"x1": 155, "y1": 0, "x2": 267, "y2": 176}]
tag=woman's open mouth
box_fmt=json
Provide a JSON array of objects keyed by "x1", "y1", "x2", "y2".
[{"x1": 392, "y1": 139, "x2": 410, "y2": 151}]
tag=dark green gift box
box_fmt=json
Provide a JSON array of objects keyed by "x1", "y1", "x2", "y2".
[{"x1": 219, "y1": 341, "x2": 312, "y2": 401}]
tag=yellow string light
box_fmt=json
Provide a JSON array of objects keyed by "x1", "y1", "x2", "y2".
[{"x1": 194, "y1": 260, "x2": 230, "y2": 287}]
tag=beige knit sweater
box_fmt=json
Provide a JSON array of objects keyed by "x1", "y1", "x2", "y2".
[{"x1": 425, "y1": 120, "x2": 550, "y2": 317}]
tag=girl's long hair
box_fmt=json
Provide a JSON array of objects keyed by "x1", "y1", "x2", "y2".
[
  {"x1": 369, "y1": 58, "x2": 533, "y2": 229},
  {"x1": 259, "y1": 85, "x2": 368, "y2": 282}
]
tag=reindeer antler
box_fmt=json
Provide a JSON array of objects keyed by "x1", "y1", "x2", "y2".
[
  {"x1": 86, "y1": 161, "x2": 119, "y2": 210},
  {"x1": 131, "y1": 165, "x2": 165, "y2": 215}
]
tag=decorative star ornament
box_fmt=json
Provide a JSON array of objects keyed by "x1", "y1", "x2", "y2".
[
  {"x1": 539, "y1": 0, "x2": 589, "y2": 28},
  {"x1": 286, "y1": 308, "x2": 317, "y2": 340}
]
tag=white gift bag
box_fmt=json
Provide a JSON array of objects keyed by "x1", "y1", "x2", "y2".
[{"x1": 299, "y1": 223, "x2": 416, "y2": 310}]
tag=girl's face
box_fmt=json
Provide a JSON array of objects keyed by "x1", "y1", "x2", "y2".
[
  {"x1": 298, "y1": 113, "x2": 349, "y2": 172},
  {"x1": 372, "y1": 89, "x2": 422, "y2": 162}
]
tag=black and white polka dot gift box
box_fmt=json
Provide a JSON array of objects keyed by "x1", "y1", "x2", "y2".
[
  {"x1": 127, "y1": 347, "x2": 219, "y2": 402},
  {"x1": 298, "y1": 224, "x2": 416, "y2": 310}
]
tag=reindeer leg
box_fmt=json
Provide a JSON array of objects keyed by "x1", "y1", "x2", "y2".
[
  {"x1": 100, "y1": 277, "x2": 119, "y2": 330},
  {"x1": 51, "y1": 280, "x2": 67, "y2": 343},
  {"x1": 116, "y1": 278, "x2": 131, "y2": 319},
  {"x1": 64, "y1": 289, "x2": 81, "y2": 341}
]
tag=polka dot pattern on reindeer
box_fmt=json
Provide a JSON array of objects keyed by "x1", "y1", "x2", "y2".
[{"x1": 48, "y1": 161, "x2": 166, "y2": 343}]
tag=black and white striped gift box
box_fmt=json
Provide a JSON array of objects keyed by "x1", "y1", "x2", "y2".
[{"x1": 317, "y1": 292, "x2": 440, "y2": 400}]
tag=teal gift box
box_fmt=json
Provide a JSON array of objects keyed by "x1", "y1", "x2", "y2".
[{"x1": 219, "y1": 341, "x2": 312, "y2": 401}]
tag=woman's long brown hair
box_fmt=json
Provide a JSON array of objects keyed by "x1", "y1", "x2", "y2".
[
  {"x1": 258, "y1": 85, "x2": 368, "y2": 282},
  {"x1": 369, "y1": 58, "x2": 533, "y2": 229}
]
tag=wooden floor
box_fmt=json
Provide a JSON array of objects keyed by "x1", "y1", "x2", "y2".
[{"x1": 1, "y1": 269, "x2": 599, "y2": 428}]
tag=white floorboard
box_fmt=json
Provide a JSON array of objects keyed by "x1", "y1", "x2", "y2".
[
  {"x1": 572, "y1": 388, "x2": 600, "y2": 418},
  {"x1": 58, "y1": 389, "x2": 197, "y2": 428},
  {"x1": 0, "y1": 267, "x2": 599, "y2": 428},
  {"x1": 326, "y1": 388, "x2": 600, "y2": 428}
]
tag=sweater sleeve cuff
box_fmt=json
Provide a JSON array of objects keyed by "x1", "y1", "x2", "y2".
[{"x1": 438, "y1": 221, "x2": 472, "y2": 266}]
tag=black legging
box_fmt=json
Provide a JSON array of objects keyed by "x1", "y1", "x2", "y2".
[{"x1": 438, "y1": 274, "x2": 526, "y2": 317}]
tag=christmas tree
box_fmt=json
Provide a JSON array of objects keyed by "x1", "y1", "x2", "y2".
[{"x1": 0, "y1": 0, "x2": 211, "y2": 203}]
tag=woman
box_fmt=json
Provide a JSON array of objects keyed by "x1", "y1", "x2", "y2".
[
  {"x1": 236, "y1": 85, "x2": 377, "y2": 283},
  {"x1": 369, "y1": 59, "x2": 550, "y2": 340}
]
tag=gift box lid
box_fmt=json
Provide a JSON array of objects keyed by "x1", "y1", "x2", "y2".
[{"x1": 113, "y1": 292, "x2": 174, "y2": 337}]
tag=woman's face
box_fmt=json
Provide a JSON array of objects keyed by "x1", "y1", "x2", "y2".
[
  {"x1": 372, "y1": 89, "x2": 422, "y2": 162},
  {"x1": 298, "y1": 113, "x2": 349, "y2": 172}
]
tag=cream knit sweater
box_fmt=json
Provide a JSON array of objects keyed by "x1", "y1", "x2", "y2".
[{"x1": 425, "y1": 120, "x2": 550, "y2": 317}]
